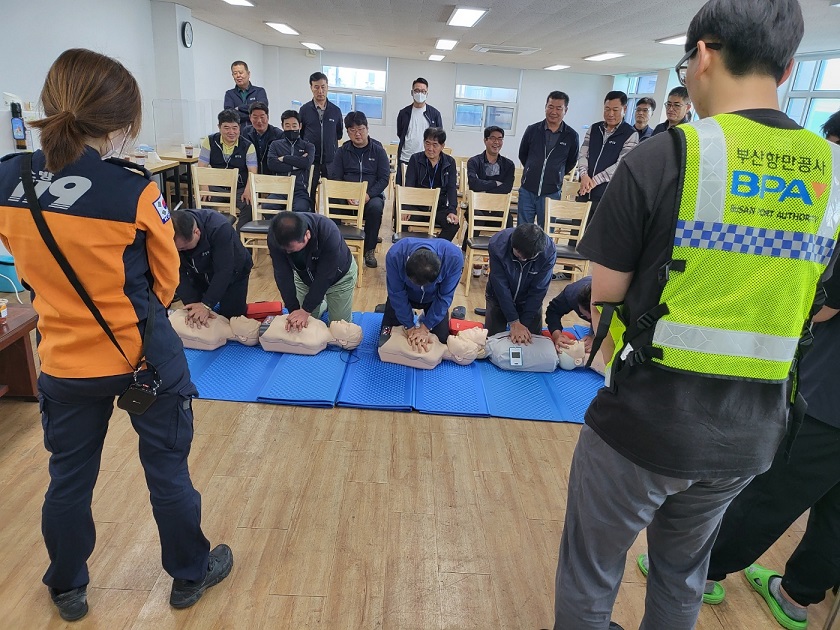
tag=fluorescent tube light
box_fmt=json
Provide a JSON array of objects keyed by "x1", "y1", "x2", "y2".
[
  {"x1": 584, "y1": 52, "x2": 625, "y2": 62},
  {"x1": 447, "y1": 7, "x2": 488, "y2": 27},
  {"x1": 301, "y1": 42, "x2": 324, "y2": 51},
  {"x1": 544, "y1": 64, "x2": 570, "y2": 71},
  {"x1": 222, "y1": 0, "x2": 254, "y2": 6},
  {"x1": 266, "y1": 23, "x2": 299, "y2": 35}
]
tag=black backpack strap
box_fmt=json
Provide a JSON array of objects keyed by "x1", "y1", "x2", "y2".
[{"x1": 20, "y1": 152, "x2": 154, "y2": 373}]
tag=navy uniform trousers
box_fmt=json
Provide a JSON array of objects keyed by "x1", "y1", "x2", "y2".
[{"x1": 37, "y1": 351, "x2": 210, "y2": 591}]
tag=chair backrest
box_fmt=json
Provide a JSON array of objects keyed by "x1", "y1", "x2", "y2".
[
  {"x1": 561, "y1": 180, "x2": 581, "y2": 201},
  {"x1": 395, "y1": 185, "x2": 439, "y2": 236},
  {"x1": 442, "y1": 147, "x2": 453, "y2": 155},
  {"x1": 454, "y1": 157, "x2": 469, "y2": 197},
  {"x1": 193, "y1": 167, "x2": 240, "y2": 215},
  {"x1": 467, "y1": 191, "x2": 512, "y2": 240},
  {"x1": 511, "y1": 166, "x2": 524, "y2": 205},
  {"x1": 544, "y1": 198, "x2": 592, "y2": 246},
  {"x1": 384, "y1": 144, "x2": 399, "y2": 171},
  {"x1": 320, "y1": 179, "x2": 367, "y2": 229},
  {"x1": 249, "y1": 173, "x2": 296, "y2": 220}
]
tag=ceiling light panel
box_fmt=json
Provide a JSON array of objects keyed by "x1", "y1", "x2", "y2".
[
  {"x1": 584, "y1": 52, "x2": 625, "y2": 62},
  {"x1": 266, "y1": 22, "x2": 299, "y2": 35},
  {"x1": 544, "y1": 64, "x2": 570, "y2": 71},
  {"x1": 656, "y1": 34, "x2": 687, "y2": 45},
  {"x1": 222, "y1": 0, "x2": 254, "y2": 6},
  {"x1": 429, "y1": 54, "x2": 446, "y2": 61},
  {"x1": 436, "y1": 39, "x2": 458, "y2": 50},
  {"x1": 301, "y1": 42, "x2": 323, "y2": 50},
  {"x1": 447, "y1": 7, "x2": 488, "y2": 27}
]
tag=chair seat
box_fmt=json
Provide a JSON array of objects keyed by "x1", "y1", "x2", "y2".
[
  {"x1": 555, "y1": 244, "x2": 586, "y2": 260},
  {"x1": 393, "y1": 231, "x2": 435, "y2": 242},
  {"x1": 465, "y1": 236, "x2": 492, "y2": 250},
  {"x1": 239, "y1": 219, "x2": 272, "y2": 234},
  {"x1": 337, "y1": 224, "x2": 365, "y2": 241}
]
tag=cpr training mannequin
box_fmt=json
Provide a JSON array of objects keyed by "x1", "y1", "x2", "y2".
[
  {"x1": 169, "y1": 308, "x2": 260, "y2": 350},
  {"x1": 259, "y1": 315, "x2": 362, "y2": 355},
  {"x1": 378, "y1": 325, "x2": 488, "y2": 370},
  {"x1": 557, "y1": 338, "x2": 606, "y2": 376}
]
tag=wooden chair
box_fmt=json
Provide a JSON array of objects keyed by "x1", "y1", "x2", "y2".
[
  {"x1": 561, "y1": 179, "x2": 581, "y2": 201},
  {"x1": 393, "y1": 185, "x2": 439, "y2": 241},
  {"x1": 192, "y1": 167, "x2": 239, "y2": 223},
  {"x1": 509, "y1": 165, "x2": 524, "y2": 225},
  {"x1": 239, "y1": 173, "x2": 296, "y2": 264},
  {"x1": 545, "y1": 198, "x2": 592, "y2": 282},
  {"x1": 460, "y1": 191, "x2": 512, "y2": 296},
  {"x1": 453, "y1": 156, "x2": 470, "y2": 209},
  {"x1": 442, "y1": 147, "x2": 453, "y2": 155},
  {"x1": 320, "y1": 179, "x2": 368, "y2": 287},
  {"x1": 384, "y1": 144, "x2": 399, "y2": 199}
]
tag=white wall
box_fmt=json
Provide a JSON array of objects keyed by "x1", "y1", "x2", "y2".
[{"x1": 0, "y1": 0, "x2": 158, "y2": 154}]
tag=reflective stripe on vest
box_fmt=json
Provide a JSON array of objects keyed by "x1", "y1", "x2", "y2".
[{"x1": 649, "y1": 114, "x2": 840, "y2": 381}]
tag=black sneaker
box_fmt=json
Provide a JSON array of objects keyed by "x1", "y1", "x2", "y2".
[
  {"x1": 374, "y1": 303, "x2": 386, "y2": 313},
  {"x1": 49, "y1": 586, "x2": 88, "y2": 621},
  {"x1": 609, "y1": 623, "x2": 625, "y2": 630},
  {"x1": 474, "y1": 307, "x2": 486, "y2": 316},
  {"x1": 451, "y1": 306, "x2": 466, "y2": 320},
  {"x1": 170, "y1": 544, "x2": 233, "y2": 609},
  {"x1": 364, "y1": 251, "x2": 378, "y2": 268},
  {"x1": 377, "y1": 236, "x2": 383, "y2": 244}
]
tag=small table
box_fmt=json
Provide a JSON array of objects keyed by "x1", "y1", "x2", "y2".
[
  {"x1": 158, "y1": 153, "x2": 200, "y2": 209},
  {"x1": 145, "y1": 159, "x2": 184, "y2": 208},
  {"x1": 0, "y1": 304, "x2": 38, "y2": 400}
]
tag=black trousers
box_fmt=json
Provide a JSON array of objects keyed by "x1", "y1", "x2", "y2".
[
  {"x1": 380, "y1": 297, "x2": 450, "y2": 344},
  {"x1": 187, "y1": 269, "x2": 251, "y2": 318},
  {"x1": 484, "y1": 293, "x2": 543, "y2": 337},
  {"x1": 707, "y1": 413, "x2": 840, "y2": 606},
  {"x1": 39, "y1": 351, "x2": 210, "y2": 590}
]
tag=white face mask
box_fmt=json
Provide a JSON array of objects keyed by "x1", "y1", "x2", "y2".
[
  {"x1": 412, "y1": 91, "x2": 427, "y2": 104},
  {"x1": 101, "y1": 129, "x2": 130, "y2": 160}
]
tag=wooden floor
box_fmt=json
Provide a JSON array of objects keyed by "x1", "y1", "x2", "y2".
[{"x1": 0, "y1": 205, "x2": 834, "y2": 629}]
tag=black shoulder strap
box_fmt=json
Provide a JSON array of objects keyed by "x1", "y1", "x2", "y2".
[{"x1": 20, "y1": 152, "x2": 154, "y2": 372}]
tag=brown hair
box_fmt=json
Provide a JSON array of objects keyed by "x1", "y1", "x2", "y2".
[{"x1": 29, "y1": 49, "x2": 142, "y2": 172}]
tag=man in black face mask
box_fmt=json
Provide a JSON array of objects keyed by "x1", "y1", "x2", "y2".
[{"x1": 266, "y1": 110, "x2": 316, "y2": 212}]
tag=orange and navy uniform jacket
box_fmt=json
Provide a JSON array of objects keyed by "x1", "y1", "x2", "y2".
[{"x1": 0, "y1": 148, "x2": 183, "y2": 378}]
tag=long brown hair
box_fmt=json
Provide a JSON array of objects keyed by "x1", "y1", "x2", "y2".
[{"x1": 29, "y1": 49, "x2": 142, "y2": 172}]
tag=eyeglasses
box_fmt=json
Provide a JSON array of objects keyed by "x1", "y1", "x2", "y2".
[
  {"x1": 635, "y1": 107, "x2": 652, "y2": 114},
  {"x1": 485, "y1": 135, "x2": 504, "y2": 142},
  {"x1": 665, "y1": 102, "x2": 687, "y2": 110},
  {"x1": 676, "y1": 42, "x2": 722, "y2": 86}
]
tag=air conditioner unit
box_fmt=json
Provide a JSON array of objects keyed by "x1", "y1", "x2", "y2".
[{"x1": 470, "y1": 44, "x2": 540, "y2": 56}]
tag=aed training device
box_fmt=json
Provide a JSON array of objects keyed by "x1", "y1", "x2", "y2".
[
  {"x1": 509, "y1": 346, "x2": 523, "y2": 367},
  {"x1": 10, "y1": 102, "x2": 26, "y2": 151}
]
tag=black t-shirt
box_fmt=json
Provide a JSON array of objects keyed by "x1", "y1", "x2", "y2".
[
  {"x1": 577, "y1": 109, "x2": 838, "y2": 479},
  {"x1": 799, "y1": 269, "x2": 840, "y2": 429}
]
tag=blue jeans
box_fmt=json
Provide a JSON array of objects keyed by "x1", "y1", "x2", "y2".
[{"x1": 517, "y1": 188, "x2": 561, "y2": 228}]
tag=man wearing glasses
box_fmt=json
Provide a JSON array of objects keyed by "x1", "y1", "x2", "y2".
[
  {"x1": 576, "y1": 91, "x2": 639, "y2": 218},
  {"x1": 552, "y1": 1, "x2": 840, "y2": 629},
  {"x1": 633, "y1": 97, "x2": 657, "y2": 142},
  {"x1": 652, "y1": 87, "x2": 693, "y2": 136}
]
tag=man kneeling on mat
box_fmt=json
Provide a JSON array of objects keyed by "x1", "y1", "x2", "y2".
[
  {"x1": 380, "y1": 237, "x2": 464, "y2": 352},
  {"x1": 173, "y1": 209, "x2": 253, "y2": 327},
  {"x1": 485, "y1": 222, "x2": 555, "y2": 343},
  {"x1": 267, "y1": 211, "x2": 358, "y2": 330}
]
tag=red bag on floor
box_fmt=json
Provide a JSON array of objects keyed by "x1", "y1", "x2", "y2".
[
  {"x1": 246, "y1": 301, "x2": 283, "y2": 321},
  {"x1": 449, "y1": 319, "x2": 484, "y2": 334}
]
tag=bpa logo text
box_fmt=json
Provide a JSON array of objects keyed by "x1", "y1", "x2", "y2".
[{"x1": 731, "y1": 171, "x2": 827, "y2": 206}]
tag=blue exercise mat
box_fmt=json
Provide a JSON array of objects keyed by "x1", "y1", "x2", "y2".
[
  {"x1": 413, "y1": 360, "x2": 489, "y2": 417},
  {"x1": 477, "y1": 360, "x2": 573, "y2": 422},
  {"x1": 185, "y1": 344, "x2": 281, "y2": 403},
  {"x1": 256, "y1": 347, "x2": 349, "y2": 408},
  {"x1": 547, "y1": 368, "x2": 604, "y2": 423},
  {"x1": 336, "y1": 351, "x2": 415, "y2": 411}
]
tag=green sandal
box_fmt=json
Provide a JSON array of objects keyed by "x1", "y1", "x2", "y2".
[
  {"x1": 744, "y1": 564, "x2": 808, "y2": 630},
  {"x1": 636, "y1": 553, "x2": 726, "y2": 605}
]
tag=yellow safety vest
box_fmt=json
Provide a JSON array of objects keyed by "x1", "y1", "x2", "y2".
[{"x1": 607, "y1": 114, "x2": 840, "y2": 383}]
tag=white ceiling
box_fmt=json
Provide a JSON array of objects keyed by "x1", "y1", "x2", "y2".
[{"x1": 170, "y1": 0, "x2": 840, "y2": 75}]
